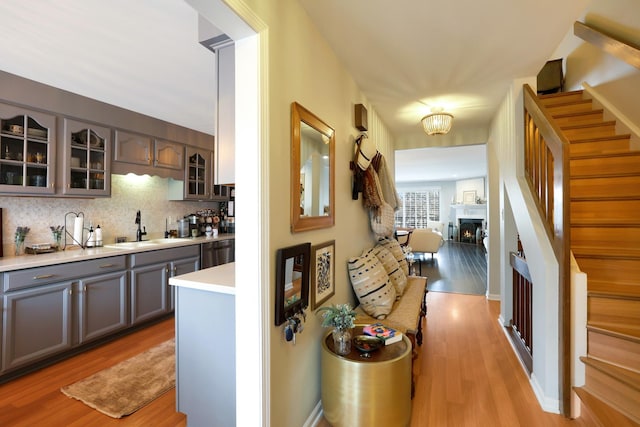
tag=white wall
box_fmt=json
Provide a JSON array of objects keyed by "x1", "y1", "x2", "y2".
[
  {"x1": 550, "y1": 0, "x2": 640, "y2": 126},
  {"x1": 227, "y1": 2, "x2": 397, "y2": 426},
  {"x1": 488, "y1": 78, "x2": 562, "y2": 412}
]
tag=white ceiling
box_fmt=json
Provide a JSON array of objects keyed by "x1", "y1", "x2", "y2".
[
  {"x1": 0, "y1": 0, "x2": 591, "y2": 183},
  {"x1": 395, "y1": 144, "x2": 486, "y2": 183},
  {"x1": 0, "y1": 0, "x2": 217, "y2": 135},
  {"x1": 299, "y1": 0, "x2": 590, "y2": 182}
]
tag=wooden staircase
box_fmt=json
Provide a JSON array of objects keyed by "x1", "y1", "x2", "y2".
[{"x1": 539, "y1": 90, "x2": 640, "y2": 426}]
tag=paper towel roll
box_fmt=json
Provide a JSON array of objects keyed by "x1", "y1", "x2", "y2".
[{"x1": 73, "y1": 216, "x2": 84, "y2": 245}]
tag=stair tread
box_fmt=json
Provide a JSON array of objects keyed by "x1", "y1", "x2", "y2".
[
  {"x1": 587, "y1": 280, "x2": 640, "y2": 298},
  {"x1": 545, "y1": 99, "x2": 592, "y2": 108},
  {"x1": 539, "y1": 89, "x2": 584, "y2": 99},
  {"x1": 581, "y1": 356, "x2": 640, "y2": 390},
  {"x1": 560, "y1": 120, "x2": 617, "y2": 130},
  {"x1": 574, "y1": 387, "x2": 640, "y2": 427},
  {"x1": 569, "y1": 134, "x2": 631, "y2": 143},
  {"x1": 572, "y1": 245, "x2": 640, "y2": 259},
  {"x1": 553, "y1": 109, "x2": 604, "y2": 118},
  {"x1": 588, "y1": 324, "x2": 640, "y2": 343},
  {"x1": 571, "y1": 219, "x2": 640, "y2": 226},
  {"x1": 571, "y1": 151, "x2": 640, "y2": 160}
]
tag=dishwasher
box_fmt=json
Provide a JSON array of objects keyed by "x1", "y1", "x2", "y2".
[{"x1": 201, "y1": 239, "x2": 235, "y2": 268}]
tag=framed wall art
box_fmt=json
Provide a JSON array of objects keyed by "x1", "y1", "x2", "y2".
[
  {"x1": 310, "y1": 240, "x2": 335, "y2": 309},
  {"x1": 463, "y1": 190, "x2": 477, "y2": 205}
]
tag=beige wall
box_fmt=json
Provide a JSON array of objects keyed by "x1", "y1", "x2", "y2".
[{"x1": 241, "y1": 1, "x2": 395, "y2": 425}]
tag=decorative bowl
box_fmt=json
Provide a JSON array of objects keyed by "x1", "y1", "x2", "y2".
[{"x1": 353, "y1": 335, "x2": 384, "y2": 353}]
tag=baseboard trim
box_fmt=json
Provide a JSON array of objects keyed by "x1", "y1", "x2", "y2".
[
  {"x1": 497, "y1": 317, "x2": 561, "y2": 414},
  {"x1": 304, "y1": 401, "x2": 323, "y2": 427}
]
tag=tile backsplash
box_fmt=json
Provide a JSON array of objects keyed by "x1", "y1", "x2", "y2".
[{"x1": 1, "y1": 174, "x2": 219, "y2": 256}]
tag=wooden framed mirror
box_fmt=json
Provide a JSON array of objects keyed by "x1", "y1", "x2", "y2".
[
  {"x1": 291, "y1": 102, "x2": 335, "y2": 232},
  {"x1": 275, "y1": 242, "x2": 311, "y2": 326}
]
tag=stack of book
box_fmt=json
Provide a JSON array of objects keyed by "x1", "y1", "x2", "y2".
[{"x1": 362, "y1": 323, "x2": 403, "y2": 345}]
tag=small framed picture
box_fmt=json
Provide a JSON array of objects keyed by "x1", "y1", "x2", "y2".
[
  {"x1": 463, "y1": 190, "x2": 477, "y2": 205},
  {"x1": 310, "y1": 240, "x2": 335, "y2": 309}
]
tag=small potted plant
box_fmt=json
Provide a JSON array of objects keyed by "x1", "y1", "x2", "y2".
[
  {"x1": 317, "y1": 303, "x2": 357, "y2": 356},
  {"x1": 50, "y1": 225, "x2": 64, "y2": 250},
  {"x1": 14, "y1": 226, "x2": 30, "y2": 256}
]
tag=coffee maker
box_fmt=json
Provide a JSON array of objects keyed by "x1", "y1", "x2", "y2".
[{"x1": 186, "y1": 214, "x2": 200, "y2": 237}]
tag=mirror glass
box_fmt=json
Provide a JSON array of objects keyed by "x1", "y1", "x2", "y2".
[
  {"x1": 275, "y1": 243, "x2": 310, "y2": 326},
  {"x1": 291, "y1": 102, "x2": 335, "y2": 232}
]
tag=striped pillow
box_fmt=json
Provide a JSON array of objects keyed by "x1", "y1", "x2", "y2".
[
  {"x1": 372, "y1": 245, "x2": 407, "y2": 297},
  {"x1": 347, "y1": 249, "x2": 396, "y2": 319},
  {"x1": 377, "y1": 237, "x2": 409, "y2": 277}
]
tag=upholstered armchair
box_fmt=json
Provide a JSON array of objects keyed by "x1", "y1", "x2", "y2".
[{"x1": 410, "y1": 227, "x2": 444, "y2": 258}]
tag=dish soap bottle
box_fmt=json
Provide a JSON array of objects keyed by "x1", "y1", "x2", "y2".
[
  {"x1": 86, "y1": 225, "x2": 95, "y2": 247},
  {"x1": 95, "y1": 225, "x2": 103, "y2": 247}
]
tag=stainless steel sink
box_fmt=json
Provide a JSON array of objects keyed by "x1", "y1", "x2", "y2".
[{"x1": 104, "y1": 241, "x2": 160, "y2": 249}]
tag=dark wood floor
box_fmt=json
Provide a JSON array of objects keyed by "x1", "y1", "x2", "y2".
[{"x1": 416, "y1": 240, "x2": 487, "y2": 295}]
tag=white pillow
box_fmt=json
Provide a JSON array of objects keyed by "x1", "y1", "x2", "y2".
[
  {"x1": 371, "y1": 245, "x2": 407, "y2": 297},
  {"x1": 377, "y1": 237, "x2": 409, "y2": 277},
  {"x1": 347, "y1": 249, "x2": 396, "y2": 319}
]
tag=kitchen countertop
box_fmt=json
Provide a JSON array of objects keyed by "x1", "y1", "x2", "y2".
[
  {"x1": 169, "y1": 262, "x2": 235, "y2": 294},
  {"x1": 0, "y1": 234, "x2": 234, "y2": 273}
]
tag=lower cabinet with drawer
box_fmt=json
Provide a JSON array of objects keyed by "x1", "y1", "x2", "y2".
[
  {"x1": 130, "y1": 245, "x2": 199, "y2": 325},
  {"x1": 1, "y1": 255, "x2": 128, "y2": 374}
]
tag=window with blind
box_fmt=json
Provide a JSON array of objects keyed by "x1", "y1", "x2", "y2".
[{"x1": 394, "y1": 190, "x2": 440, "y2": 228}]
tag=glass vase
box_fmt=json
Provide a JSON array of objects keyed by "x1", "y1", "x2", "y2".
[
  {"x1": 15, "y1": 239, "x2": 24, "y2": 256},
  {"x1": 53, "y1": 233, "x2": 62, "y2": 251},
  {"x1": 332, "y1": 327, "x2": 352, "y2": 356}
]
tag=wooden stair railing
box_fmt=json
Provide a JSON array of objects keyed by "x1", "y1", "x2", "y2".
[
  {"x1": 535, "y1": 88, "x2": 640, "y2": 426},
  {"x1": 522, "y1": 83, "x2": 572, "y2": 415},
  {"x1": 509, "y1": 252, "x2": 533, "y2": 374}
]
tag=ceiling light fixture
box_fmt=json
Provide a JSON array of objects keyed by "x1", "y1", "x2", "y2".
[{"x1": 421, "y1": 108, "x2": 454, "y2": 135}]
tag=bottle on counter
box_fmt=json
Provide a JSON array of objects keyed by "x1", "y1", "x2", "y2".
[
  {"x1": 87, "y1": 225, "x2": 95, "y2": 247},
  {"x1": 95, "y1": 225, "x2": 103, "y2": 247}
]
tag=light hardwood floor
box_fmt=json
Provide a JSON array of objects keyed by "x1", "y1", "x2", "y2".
[
  {"x1": 0, "y1": 295, "x2": 587, "y2": 426},
  {"x1": 0, "y1": 317, "x2": 185, "y2": 427}
]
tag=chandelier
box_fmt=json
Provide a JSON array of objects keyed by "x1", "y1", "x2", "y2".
[{"x1": 421, "y1": 109, "x2": 454, "y2": 135}]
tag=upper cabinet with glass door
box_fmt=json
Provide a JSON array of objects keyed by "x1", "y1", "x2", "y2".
[
  {"x1": 185, "y1": 147, "x2": 212, "y2": 199},
  {"x1": 0, "y1": 103, "x2": 56, "y2": 195},
  {"x1": 62, "y1": 119, "x2": 110, "y2": 197}
]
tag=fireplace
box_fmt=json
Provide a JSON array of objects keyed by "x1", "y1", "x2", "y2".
[{"x1": 458, "y1": 218, "x2": 483, "y2": 244}]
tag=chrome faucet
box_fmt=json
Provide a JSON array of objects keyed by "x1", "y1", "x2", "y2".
[{"x1": 135, "y1": 210, "x2": 147, "y2": 241}]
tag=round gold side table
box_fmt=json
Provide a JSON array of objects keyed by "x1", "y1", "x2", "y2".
[{"x1": 321, "y1": 326, "x2": 412, "y2": 427}]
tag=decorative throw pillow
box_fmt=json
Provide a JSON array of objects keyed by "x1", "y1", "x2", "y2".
[
  {"x1": 372, "y1": 245, "x2": 407, "y2": 297},
  {"x1": 347, "y1": 249, "x2": 396, "y2": 319},
  {"x1": 377, "y1": 237, "x2": 409, "y2": 277}
]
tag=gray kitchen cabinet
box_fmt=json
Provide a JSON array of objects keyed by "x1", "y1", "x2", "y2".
[
  {"x1": 130, "y1": 245, "x2": 200, "y2": 324},
  {"x1": 113, "y1": 130, "x2": 185, "y2": 179},
  {"x1": 113, "y1": 130, "x2": 152, "y2": 166},
  {"x1": 0, "y1": 102, "x2": 56, "y2": 195},
  {"x1": 168, "y1": 255, "x2": 200, "y2": 311},
  {"x1": 130, "y1": 262, "x2": 169, "y2": 325},
  {"x1": 62, "y1": 118, "x2": 111, "y2": 197},
  {"x1": 2, "y1": 282, "x2": 73, "y2": 372},
  {"x1": 154, "y1": 139, "x2": 184, "y2": 170},
  {"x1": 77, "y1": 270, "x2": 128, "y2": 344},
  {"x1": 168, "y1": 146, "x2": 213, "y2": 200},
  {"x1": 1, "y1": 255, "x2": 127, "y2": 374}
]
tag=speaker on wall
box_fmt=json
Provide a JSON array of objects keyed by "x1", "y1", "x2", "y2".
[{"x1": 355, "y1": 103, "x2": 368, "y2": 131}]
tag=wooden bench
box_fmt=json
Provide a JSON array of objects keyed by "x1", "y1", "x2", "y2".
[{"x1": 354, "y1": 275, "x2": 428, "y2": 352}]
